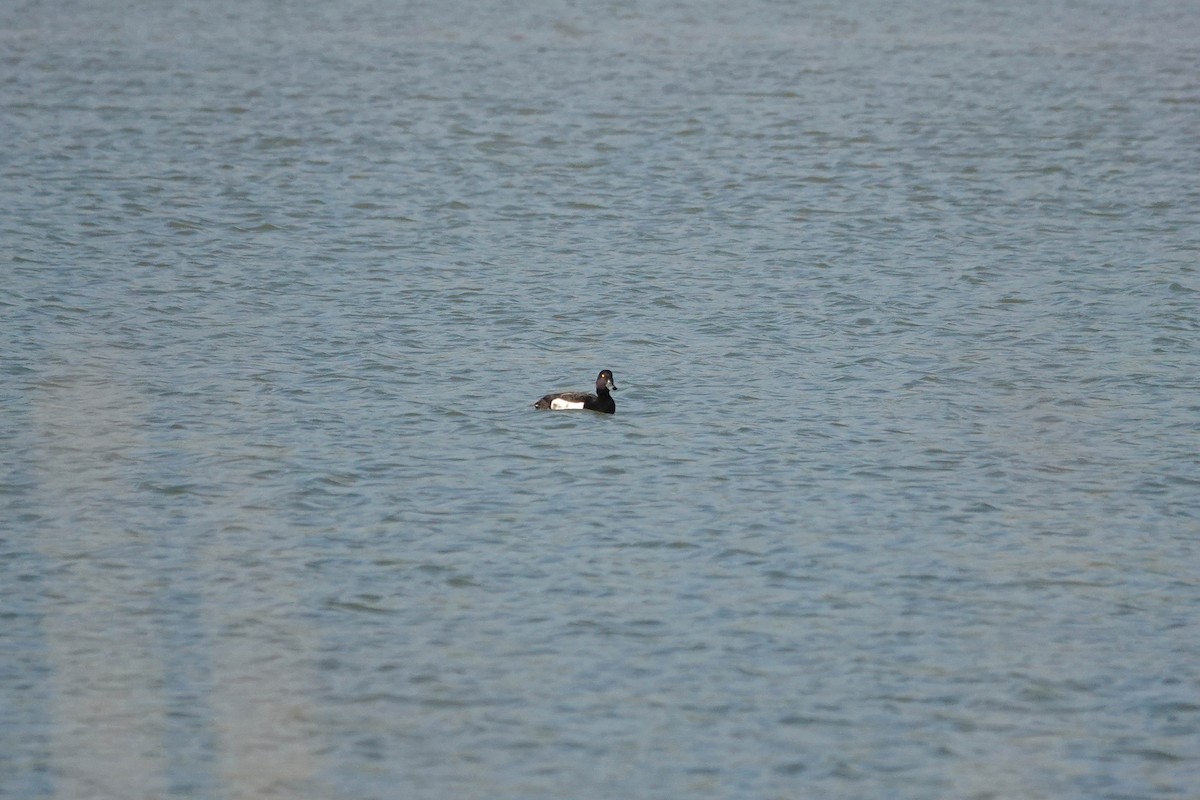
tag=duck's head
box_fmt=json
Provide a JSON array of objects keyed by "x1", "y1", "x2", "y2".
[{"x1": 596, "y1": 369, "x2": 617, "y2": 392}]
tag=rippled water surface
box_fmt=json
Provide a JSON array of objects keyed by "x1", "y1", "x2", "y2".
[{"x1": 3, "y1": 1, "x2": 1199, "y2": 798}]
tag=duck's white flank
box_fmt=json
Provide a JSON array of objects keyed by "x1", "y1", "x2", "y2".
[{"x1": 549, "y1": 397, "x2": 586, "y2": 410}]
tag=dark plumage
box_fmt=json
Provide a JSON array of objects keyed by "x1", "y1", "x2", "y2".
[{"x1": 534, "y1": 369, "x2": 618, "y2": 414}]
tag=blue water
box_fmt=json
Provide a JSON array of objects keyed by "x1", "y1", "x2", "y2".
[{"x1": 3, "y1": 1, "x2": 1199, "y2": 798}]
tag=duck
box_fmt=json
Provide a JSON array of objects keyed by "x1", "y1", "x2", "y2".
[{"x1": 534, "y1": 369, "x2": 618, "y2": 414}]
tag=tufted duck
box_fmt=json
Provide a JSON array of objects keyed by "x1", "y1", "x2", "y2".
[{"x1": 534, "y1": 369, "x2": 618, "y2": 414}]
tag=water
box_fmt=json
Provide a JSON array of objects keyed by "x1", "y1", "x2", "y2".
[{"x1": 3, "y1": 1, "x2": 1199, "y2": 797}]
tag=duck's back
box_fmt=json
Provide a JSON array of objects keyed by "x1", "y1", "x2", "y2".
[{"x1": 534, "y1": 391, "x2": 598, "y2": 411}]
